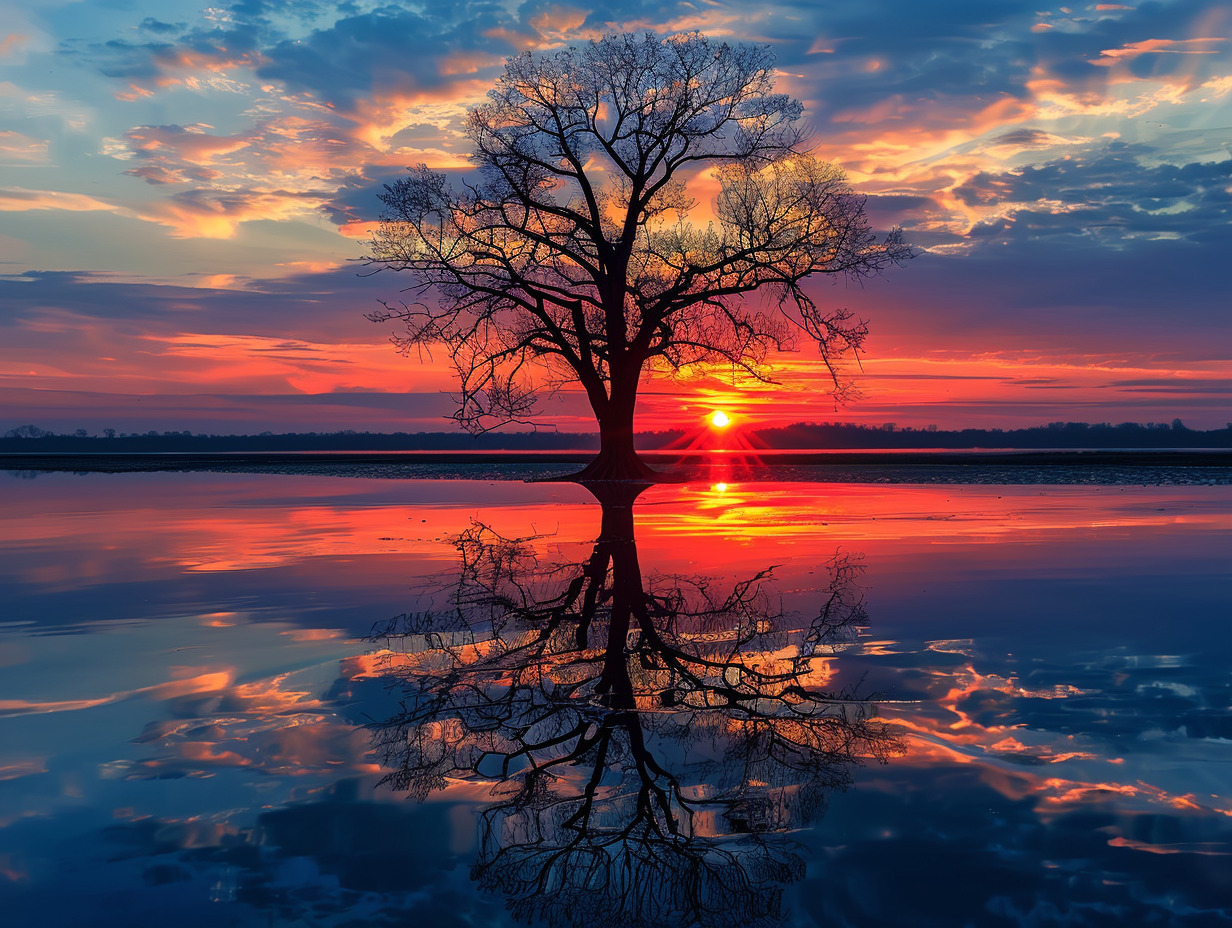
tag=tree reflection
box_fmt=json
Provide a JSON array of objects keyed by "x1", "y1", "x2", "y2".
[{"x1": 368, "y1": 482, "x2": 900, "y2": 928}]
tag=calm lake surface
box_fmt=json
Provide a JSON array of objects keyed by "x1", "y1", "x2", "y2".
[{"x1": 2, "y1": 468, "x2": 1230, "y2": 927}]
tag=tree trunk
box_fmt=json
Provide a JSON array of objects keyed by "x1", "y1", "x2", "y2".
[
  {"x1": 574, "y1": 424, "x2": 658, "y2": 481},
  {"x1": 592, "y1": 489, "x2": 642, "y2": 707},
  {"x1": 573, "y1": 366, "x2": 660, "y2": 482}
]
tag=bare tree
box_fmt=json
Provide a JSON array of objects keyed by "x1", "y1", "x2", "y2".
[{"x1": 366, "y1": 32, "x2": 912, "y2": 479}]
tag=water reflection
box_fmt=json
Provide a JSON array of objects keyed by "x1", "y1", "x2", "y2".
[
  {"x1": 5, "y1": 475, "x2": 1230, "y2": 927},
  {"x1": 367, "y1": 482, "x2": 900, "y2": 928}
]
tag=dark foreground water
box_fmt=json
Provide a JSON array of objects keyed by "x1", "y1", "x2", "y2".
[{"x1": 1, "y1": 469, "x2": 1230, "y2": 927}]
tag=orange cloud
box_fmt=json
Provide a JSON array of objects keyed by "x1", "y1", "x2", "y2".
[
  {"x1": 273, "y1": 259, "x2": 346, "y2": 274},
  {"x1": 0, "y1": 696, "x2": 115, "y2": 716},
  {"x1": 529, "y1": 5, "x2": 589, "y2": 38},
  {"x1": 439, "y1": 50, "x2": 506, "y2": 76},
  {"x1": 140, "y1": 331, "x2": 458, "y2": 394},
  {"x1": 0, "y1": 186, "x2": 124, "y2": 214},
  {"x1": 822, "y1": 94, "x2": 1039, "y2": 200},
  {"x1": 114, "y1": 83, "x2": 155, "y2": 102},
  {"x1": 0, "y1": 759, "x2": 47, "y2": 781},
  {"x1": 105, "y1": 85, "x2": 479, "y2": 240},
  {"x1": 349, "y1": 86, "x2": 486, "y2": 150},
  {"x1": 118, "y1": 48, "x2": 260, "y2": 98},
  {"x1": 482, "y1": 25, "x2": 542, "y2": 51},
  {"x1": 0, "y1": 129, "x2": 48, "y2": 163},
  {"x1": 1, "y1": 304, "x2": 461, "y2": 396},
  {"x1": 141, "y1": 188, "x2": 326, "y2": 238},
  {"x1": 125, "y1": 125, "x2": 251, "y2": 164},
  {"x1": 143, "y1": 670, "x2": 234, "y2": 700},
  {"x1": 0, "y1": 670, "x2": 230, "y2": 717},
  {"x1": 381, "y1": 146, "x2": 473, "y2": 169},
  {"x1": 1092, "y1": 36, "x2": 1227, "y2": 65},
  {"x1": 338, "y1": 220, "x2": 382, "y2": 239},
  {"x1": 0, "y1": 34, "x2": 28, "y2": 58}
]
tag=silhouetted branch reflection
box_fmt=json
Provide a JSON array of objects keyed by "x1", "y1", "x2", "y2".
[{"x1": 368, "y1": 483, "x2": 901, "y2": 928}]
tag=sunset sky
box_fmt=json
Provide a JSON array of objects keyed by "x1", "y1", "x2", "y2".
[{"x1": 2, "y1": 0, "x2": 1229, "y2": 435}]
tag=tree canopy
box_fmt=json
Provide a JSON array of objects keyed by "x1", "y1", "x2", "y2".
[{"x1": 366, "y1": 32, "x2": 912, "y2": 478}]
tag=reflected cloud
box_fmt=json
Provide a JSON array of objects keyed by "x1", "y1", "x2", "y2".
[{"x1": 117, "y1": 668, "x2": 371, "y2": 780}]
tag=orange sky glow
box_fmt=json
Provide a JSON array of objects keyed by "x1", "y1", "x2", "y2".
[{"x1": 0, "y1": 1, "x2": 1228, "y2": 434}]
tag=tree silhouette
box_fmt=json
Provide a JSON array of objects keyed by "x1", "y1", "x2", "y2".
[
  {"x1": 368, "y1": 483, "x2": 901, "y2": 927},
  {"x1": 366, "y1": 33, "x2": 912, "y2": 479}
]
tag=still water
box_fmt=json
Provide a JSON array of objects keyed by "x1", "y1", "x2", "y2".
[{"x1": 1, "y1": 470, "x2": 1230, "y2": 926}]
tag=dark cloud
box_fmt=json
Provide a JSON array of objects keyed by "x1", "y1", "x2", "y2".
[
  {"x1": 797, "y1": 770, "x2": 1232, "y2": 927},
  {"x1": 836, "y1": 230, "x2": 1232, "y2": 361},
  {"x1": 318, "y1": 167, "x2": 412, "y2": 225},
  {"x1": 89, "y1": 2, "x2": 324, "y2": 81},
  {"x1": 256, "y1": 4, "x2": 517, "y2": 108},
  {"x1": 956, "y1": 147, "x2": 1232, "y2": 246},
  {"x1": 1113, "y1": 377, "x2": 1232, "y2": 390},
  {"x1": 0, "y1": 268, "x2": 388, "y2": 333},
  {"x1": 956, "y1": 144, "x2": 1231, "y2": 209},
  {"x1": 165, "y1": 185, "x2": 327, "y2": 213},
  {"x1": 138, "y1": 18, "x2": 184, "y2": 35},
  {"x1": 989, "y1": 128, "x2": 1063, "y2": 149},
  {"x1": 123, "y1": 163, "x2": 223, "y2": 185},
  {"x1": 767, "y1": 0, "x2": 1042, "y2": 113},
  {"x1": 123, "y1": 164, "x2": 183, "y2": 185}
]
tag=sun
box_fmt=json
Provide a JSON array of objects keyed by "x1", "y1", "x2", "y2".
[{"x1": 708, "y1": 410, "x2": 731, "y2": 429}]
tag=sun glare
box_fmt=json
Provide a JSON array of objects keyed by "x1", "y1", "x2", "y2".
[{"x1": 709, "y1": 410, "x2": 731, "y2": 429}]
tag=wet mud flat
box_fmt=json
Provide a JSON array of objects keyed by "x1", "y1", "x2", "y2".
[{"x1": 3, "y1": 449, "x2": 1232, "y2": 484}]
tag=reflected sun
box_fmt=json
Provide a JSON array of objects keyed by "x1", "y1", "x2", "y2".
[{"x1": 708, "y1": 410, "x2": 732, "y2": 429}]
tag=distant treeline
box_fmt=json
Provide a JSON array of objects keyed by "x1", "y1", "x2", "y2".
[
  {"x1": 3, "y1": 419, "x2": 1231, "y2": 452},
  {"x1": 0, "y1": 425, "x2": 609, "y2": 452},
  {"x1": 752, "y1": 420, "x2": 1232, "y2": 449}
]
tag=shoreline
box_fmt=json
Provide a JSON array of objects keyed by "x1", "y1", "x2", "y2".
[{"x1": 4, "y1": 448, "x2": 1232, "y2": 475}]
